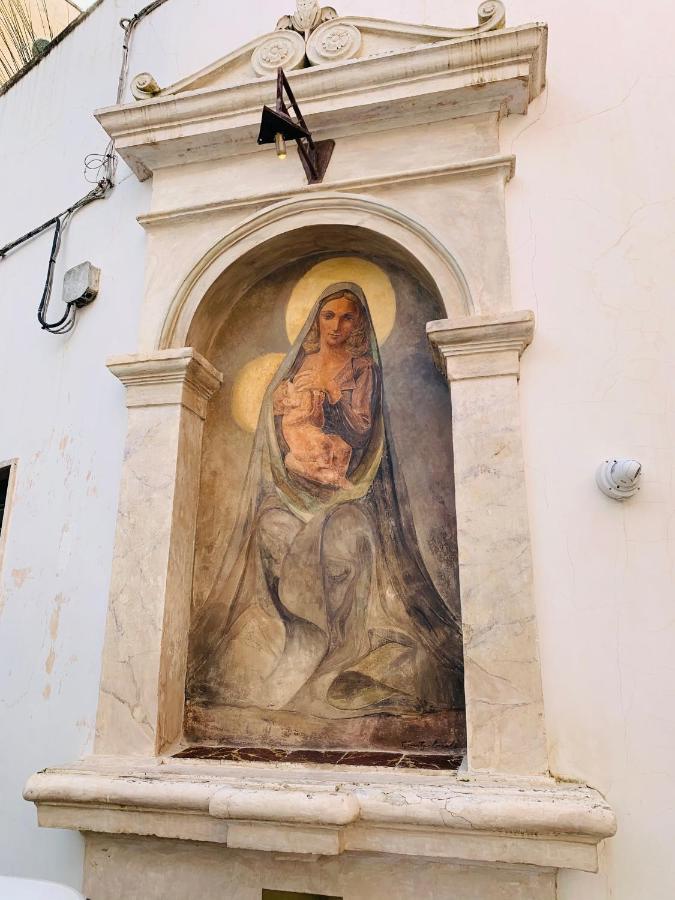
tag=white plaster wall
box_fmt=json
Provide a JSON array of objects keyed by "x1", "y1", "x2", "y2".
[
  {"x1": 0, "y1": 0, "x2": 673, "y2": 896},
  {"x1": 499, "y1": 2, "x2": 675, "y2": 899},
  {"x1": 0, "y1": 2, "x2": 150, "y2": 887}
]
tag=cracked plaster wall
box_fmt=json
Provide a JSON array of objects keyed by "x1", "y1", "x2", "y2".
[{"x1": 0, "y1": 0, "x2": 673, "y2": 897}]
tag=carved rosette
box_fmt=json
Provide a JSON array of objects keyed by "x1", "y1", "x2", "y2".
[
  {"x1": 306, "y1": 20, "x2": 362, "y2": 66},
  {"x1": 251, "y1": 30, "x2": 306, "y2": 77}
]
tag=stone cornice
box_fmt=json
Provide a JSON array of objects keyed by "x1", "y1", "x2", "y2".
[
  {"x1": 107, "y1": 348, "x2": 223, "y2": 418},
  {"x1": 95, "y1": 23, "x2": 546, "y2": 180},
  {"x1": 25, "y1": 758, "x2": 615, "y2": 872},
  {"x1": 427, "y1": 310, "x2": 535, "y2": 380}
]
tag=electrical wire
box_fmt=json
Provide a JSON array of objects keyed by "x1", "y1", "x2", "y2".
[
  {"x1": 34, "y1": 185, "x2": 109, "y2": 332},
  {"x1": 0, "y1": 0, "x2": 171, "y2": 334}
]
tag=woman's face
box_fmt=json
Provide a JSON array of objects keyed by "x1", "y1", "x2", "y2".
[{"x1": 319, "y1": 296, "x2": 359, "y2": 349}]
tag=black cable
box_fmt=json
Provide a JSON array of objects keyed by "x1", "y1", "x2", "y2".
[
  {"x1": 0, "y1": 179, "x2": 110, "y2": 333},
  {"x1": 37, "y1": 217, "x2": 70, "y2": 332},
  {"x1": 0, "y1": 179, "x2": 109, "y2": 260}
]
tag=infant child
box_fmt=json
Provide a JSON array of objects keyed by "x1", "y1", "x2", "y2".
[{"x1": 273, "y1": 377, "x2": 351, "y2": 488}]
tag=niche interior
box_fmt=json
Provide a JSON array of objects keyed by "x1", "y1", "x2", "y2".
[{"x1": 179, "y1": 226, "x2": 466, "y2": 760}]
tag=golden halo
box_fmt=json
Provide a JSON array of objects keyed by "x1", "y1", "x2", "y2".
[
  {"x1": 230, "y1": 352, "x2": 285, "y2": 433},
  {"x1": 286, "y1": 257, "x2": 396, "y2": 345}
]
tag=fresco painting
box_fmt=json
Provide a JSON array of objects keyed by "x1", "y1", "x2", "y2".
[{"x1": 186, "y1": 256, "x2": 465, "y2": 752}]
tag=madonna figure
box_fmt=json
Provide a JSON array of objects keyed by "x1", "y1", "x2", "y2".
[{"x1": 187, "y1": 282, "x2": 464, "y2": 720}]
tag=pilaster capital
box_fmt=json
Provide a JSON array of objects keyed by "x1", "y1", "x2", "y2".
[
  {"x1": 426, "y1": 310, "x2": 534, "y2": 382},
  {"x1": 107, "y1": 348, "x2": 223, "y2": 418}
]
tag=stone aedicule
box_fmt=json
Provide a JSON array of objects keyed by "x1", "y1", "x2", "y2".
[{"x1": 24, "y1": 3, "x2": 617, "y2": 893}]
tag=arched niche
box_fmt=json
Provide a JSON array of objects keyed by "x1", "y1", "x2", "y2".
[
  {"x1": 158, "y1": 194, "x2": 474, "y2": 353},
  {"x1": 181, "y1": 238, "x2": 466, "y2": 755}
]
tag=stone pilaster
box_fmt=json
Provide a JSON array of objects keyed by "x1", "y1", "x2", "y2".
[
  {"x1": 427, "y1": 311, "x2": 548, "y2": 775},
  {"x1": 95, "y1": 349, "x2": 222, "y2": 755}
]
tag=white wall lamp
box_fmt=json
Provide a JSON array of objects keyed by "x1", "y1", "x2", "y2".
[{"x1": 596, "y1": 458, "x2": 642, "y2": 500}]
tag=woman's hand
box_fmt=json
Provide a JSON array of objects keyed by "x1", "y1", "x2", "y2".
[
  {"x1": 292, "y1": 371, "x2": 322, "y2": 392},
  {"x1": 293, "y1": 371, "x2": 341, "y2": 403}
]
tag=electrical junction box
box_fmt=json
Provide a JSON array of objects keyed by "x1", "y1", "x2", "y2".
[{"x1": 63, "y1": 262, "x2": 100, "y2": 308}]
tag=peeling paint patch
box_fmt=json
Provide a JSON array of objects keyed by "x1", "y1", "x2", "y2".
[
  {"x1": 11, "y1": 568, "x2": 31, "y2": 588},
  {"x1": 43, "y1": 593, "x2": 68, "y2": 690},
  {"x1": 50, "y1": 592, "x2": 67, "y2": 640}
]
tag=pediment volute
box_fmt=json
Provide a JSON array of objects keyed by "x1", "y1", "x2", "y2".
[{"x1": 133, "y1": 0, "x2": 508, "y2": 98}]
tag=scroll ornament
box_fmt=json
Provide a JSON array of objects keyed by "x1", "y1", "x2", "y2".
[{"x1": 130, "y1": 72, "x2": 162, "y2": 100}]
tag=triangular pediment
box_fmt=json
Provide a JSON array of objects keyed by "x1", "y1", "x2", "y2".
[{"x1": 132, "y1": 1, "x2": 507, "y2": 99}]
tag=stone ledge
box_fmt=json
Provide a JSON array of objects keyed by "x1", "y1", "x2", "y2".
[{"x1": 25, "y1": 757, "x2": 615, "y2": 873}]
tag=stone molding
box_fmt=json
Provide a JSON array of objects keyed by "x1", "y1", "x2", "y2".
[
  {"x1": 96, "y1": 23, "x2": 546, "y2": 180},
  {"x1": 157, "y1": 192, "x2": 476, "y2": 352},
  {"x1": 427, "y1": 310, "x2": 534, "y2": 381},
  {"x1": 108, "y1": 348, "x2": 223, "y2": 419},
  {"x1": 24, "y1": 758, "x2": 616, "y2": 872},
  {"x1": 138, "y1": 155, "x2": 516, "y2": 229}
]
